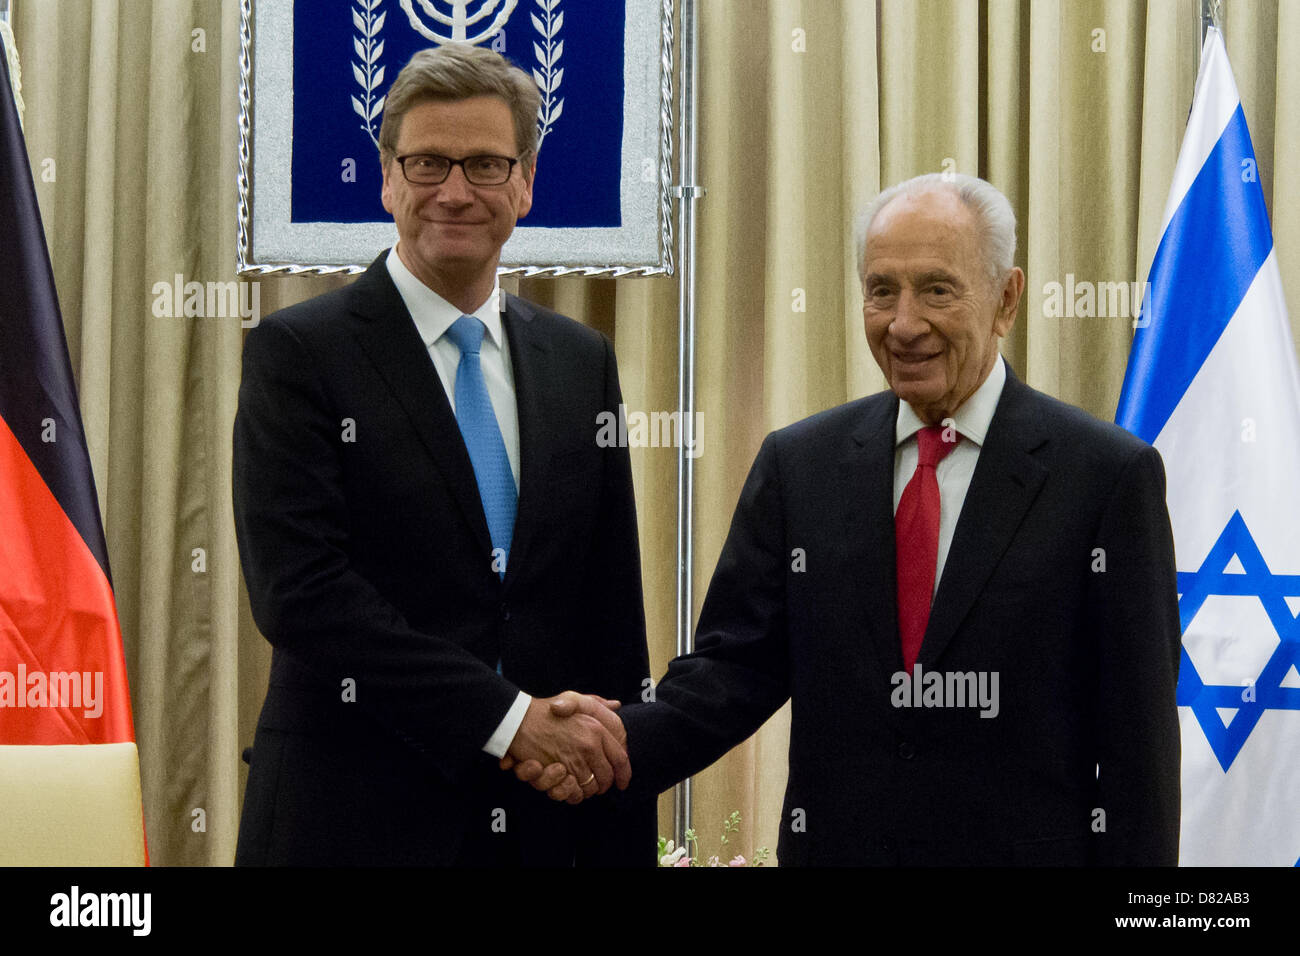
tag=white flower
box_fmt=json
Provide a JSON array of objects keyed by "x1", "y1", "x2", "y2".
[{"x1": 659, "y1": 844, "x2": 689, "y2": 867}]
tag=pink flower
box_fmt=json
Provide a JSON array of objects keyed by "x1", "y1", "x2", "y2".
[
  {"x1": 674, "y1": 855, "x2": 692, "y2": 867},
  {"x1": 728, "y1": 855, "x2": 746, "y2": 867}
]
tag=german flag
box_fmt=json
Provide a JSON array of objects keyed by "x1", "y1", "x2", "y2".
[{"x1": 0, "y1": 33, "x2": 145, "y2": 864}]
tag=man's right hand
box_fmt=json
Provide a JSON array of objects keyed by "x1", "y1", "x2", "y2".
[{"x1": 504, "y1": 692, "x2": 629, "y2": 804}]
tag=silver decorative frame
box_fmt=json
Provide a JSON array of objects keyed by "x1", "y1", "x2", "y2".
[{"x1": 236, "y1": 0, "x2": 675, "y2": 277}]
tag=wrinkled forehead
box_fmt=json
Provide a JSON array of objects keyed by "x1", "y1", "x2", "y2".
[
  {"x1": 872, "y1": 188, "x2": 975, "y2": 239},
  {"x1": 865, "y1": 190, "x2": 982, "y2": 275}
]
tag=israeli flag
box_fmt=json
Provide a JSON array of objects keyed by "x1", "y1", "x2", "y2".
[{"x1": 1116, "y1": 26, "x2": 1300, "y2": 866}]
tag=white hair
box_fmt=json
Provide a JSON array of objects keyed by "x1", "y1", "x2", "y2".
[{"x1": 854, "y1": 173, "x2": 1017, "y2": 286}]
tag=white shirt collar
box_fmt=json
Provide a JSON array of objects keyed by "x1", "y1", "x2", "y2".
[
  {"x1": 385, "y1": 245, "x2": 505, "y2": 349},
  {"x1": 895, "y1": 353, "x2": 1007, "y2": 448}
]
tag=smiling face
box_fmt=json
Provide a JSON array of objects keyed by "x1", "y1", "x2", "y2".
[
  {"x1": 381, "y1": 95, "x2": 534, "y2": 311},
  {"x1": 861, "y1": 188, "x2": 1023, "y2": 424}
]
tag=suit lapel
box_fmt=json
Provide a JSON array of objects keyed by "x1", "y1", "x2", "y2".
[
  {"x1": 345, "y1": 254, "x2": 494, "y2": 556},
  {"x1": 499, "y1": 293, "x2": 553, "y2": 584},
  {"x1": 918, "y1": 366, "x2": 1050, "y2": 667},
  {"x1": 837, "y1": 393, "x2": 903, "y2": 678}
]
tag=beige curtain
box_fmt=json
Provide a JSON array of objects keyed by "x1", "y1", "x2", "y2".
[{"x1": 14, "y1": 0, "x2": 1300, "y2": 865}]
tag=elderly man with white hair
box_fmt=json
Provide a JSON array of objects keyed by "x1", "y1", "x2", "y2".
[{"x1": 510, "y1": 172, "x2": 1183, "y2": 866}]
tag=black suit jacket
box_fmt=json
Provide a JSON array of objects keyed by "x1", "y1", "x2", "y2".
[
  {"x1": 619, "y1": 365, "x2": 1181, "y2": 865},
  {"x1": 233, "y1": 253, "x2": 655, "y2": 866}
]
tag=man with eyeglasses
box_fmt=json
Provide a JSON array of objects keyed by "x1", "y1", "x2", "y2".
[{"x1": 233, "y1": 43, "x2": 654, "y2": 866}]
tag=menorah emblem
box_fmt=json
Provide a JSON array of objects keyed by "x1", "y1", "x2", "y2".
[
  {"x1": 398, "y1": 0, "x2": 519, "y2": 45},
  {"x1": 355, "y1": 0, "x2": 564, "y2": 149}
]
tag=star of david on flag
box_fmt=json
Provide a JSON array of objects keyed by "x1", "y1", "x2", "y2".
[{"x1": 1116, "y1": 26, "x2": 1300, "y2": 866}]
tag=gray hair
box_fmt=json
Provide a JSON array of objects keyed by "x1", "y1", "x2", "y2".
[
  {"x1": 378, "y1": 44, "x2": 541, "y2": 168},
  {"x1": 854, "y1": 173, "x2": 1017, "y2": 286}
]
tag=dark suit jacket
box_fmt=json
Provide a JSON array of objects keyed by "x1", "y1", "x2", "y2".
[
  {"x1": 232, "y1": 253, "x2": 655, "y2": 866},
  {"x1": 619, "y1": 364, "x2": 1181, "y2": 865}
]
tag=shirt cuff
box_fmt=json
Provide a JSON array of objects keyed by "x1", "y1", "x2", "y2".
[{"x1": 482, "y1": 691, "x2": 531, "y2": 758}]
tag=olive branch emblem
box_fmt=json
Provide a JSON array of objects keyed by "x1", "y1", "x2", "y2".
[
  {"x1": 351, "y1": 0, "x2": 388, "y2": 147},
  {"x1": 530, "y1": 0, "x2": 564, "y2": 147}
]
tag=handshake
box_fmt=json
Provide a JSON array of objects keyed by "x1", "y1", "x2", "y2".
[{"x1": 501, "y1": 691, "x2": 630, "y2": 805}]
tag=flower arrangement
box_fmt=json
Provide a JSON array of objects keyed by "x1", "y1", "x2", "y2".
[{"x1": 657, "y1": 811, "x2": 771, "y2": 867}]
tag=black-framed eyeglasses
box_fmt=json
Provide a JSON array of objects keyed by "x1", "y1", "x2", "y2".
[{"x1": 394, "y1": 153, "x2": 519, "y2": 186}]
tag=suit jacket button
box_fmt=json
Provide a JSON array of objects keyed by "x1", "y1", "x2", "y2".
[
  {"x1": 499, "y1": 603, "x2": 510, "y2": 621},
  {"x1": 897, "y1": 741, "x2": 916, "y2": 760}
]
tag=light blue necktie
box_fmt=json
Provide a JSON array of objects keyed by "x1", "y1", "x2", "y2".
[{"x1": 445, "y1": 315, "x2": 516, "y2": 579}]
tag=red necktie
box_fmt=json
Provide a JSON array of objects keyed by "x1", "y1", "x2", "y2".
[{"x1": 896, "y1": 424, "x2": 960, "y2": 674}]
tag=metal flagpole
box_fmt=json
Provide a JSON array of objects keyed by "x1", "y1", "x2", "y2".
[
  {"x1": 672, "y1": 0, "x2": 703, "y2": 851},
  {"x1": 1199, "y1": 0, "x2": 1223, "y2": 66}
]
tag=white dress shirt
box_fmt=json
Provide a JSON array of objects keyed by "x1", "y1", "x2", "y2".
[
  {"x1": 385, "y1": 246, "x2": 530, "y2": 758},
  {"x1": 893, "y1": 354, "x2": 1008, "y2": 595},
  {"x1": 385, "y1": 246, "x2": 521, "y2": 487}
]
